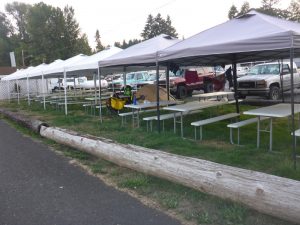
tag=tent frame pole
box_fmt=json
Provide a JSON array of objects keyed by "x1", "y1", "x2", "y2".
[
  {"x1": 7, "y1": 80, "x2": 10, "y2": 103},
  {"x1": 26, "y1": 75, "x2": 30, "y2": 106},
  {"x1": 156, "y1": 57, "x2": 160, "y2": 133},
  {"x1": 290, "y1": 47, "x2": 296, "y2": 169},
  {"x1": 42, "y1": 73, "x2": 46, "y2": 110},
  {"x1": 166, "y1": 63, "x2": 170, "y2": 101},
  {"x1": 16, "y1": 79, "x2": 20, "y2": 105},
  {"x1": 232, "y1": 58, "x2": 239, "y2": 113},
  {"x1": 98, "y1": 67, "x2": 102, "y2": 123},
  {"x1": 64, "y1": 69, "x2": 68, "y2": 115}
]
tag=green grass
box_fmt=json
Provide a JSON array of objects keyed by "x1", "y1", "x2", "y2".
[{"x1": 1, "y1": 99, "x2": 299, "y2": 225}]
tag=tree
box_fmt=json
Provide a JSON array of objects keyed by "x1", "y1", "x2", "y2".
[
  {"x1": 76, "y1": 33, "x2": 92, "y2": 55},
  {"x1": 141, "y1": 14, "x2": 154, "y2": 40},
  {"x1": 228, "y1": 5, "x2": 238, "y2": 19},
  {"x1": 228, "y1": 0, "x2": 289, "y2": 19},
  {"x1": 141, "y1": 13, "x2": 178, "y2": 40},
  {"x1": 0, "y1": 12, "x2": 13, "y2": 66},
  {"x1": 5, "y1": 2, "x2": 30, "y2": 41},
  {"x1": 114, "y1": 39, "x2": 141, "y2": 49},
  {"x1": 62, "y1": 6, "x2": 80, "y2": 58},
  {"x1": 95, "y1": 29, "x2": 104, "y2": 52},
  {"x1": 239, "y1": 2, "x2": 250, "y2": 16},
  {"x1": 24, "y1": 3, "x2": 91, "y2": 64},
  {"x1": 261, "y1": 0, "x2": 280, "y2": 10},
  {"x1": 289, "y1": 0, "x2": 300, "y2": 22}
]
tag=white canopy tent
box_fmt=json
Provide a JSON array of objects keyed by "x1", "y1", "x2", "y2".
[
  {"x1": 65, "y1": 47, "x2": 123, "y2": 121},
  {"x1": 2, "y1": 68, "x2": 27, "y2": 104},
  {"x1": 158, "y1": 10, "x2": 300, "y2": 167},
  {"x1": 158, "y1": 10, "x2": 300, "y2": 65},
  {"x1": 28, "y1": 59, "x2": 64, "y2": 78},
  {"x1": 99, "y1": 34, "x2": 180, "y2": 74},
  {"x1": 42, "y1": 54, "x2": 87, "y2": 77},
  {"x1": 98, "y1": 34, "x2": 180, "y2": 123},
  {"x1": 2, "y1": 67, "x2": 34, "y2": 81},
  {"x1": 66, "y1": 47, "x2": 123, "y2": 75},
  {"x1": 38, "y1": 54, "x2": 88, "y2": 115}
]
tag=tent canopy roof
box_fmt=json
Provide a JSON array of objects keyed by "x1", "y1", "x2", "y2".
[
  {"x1": 43, "y1": 54, "x2": 87, "y2": 76},
  {"x1": 99, "y1": 34, "x2": 180, "y2": 74},
  {"x1": 158, "y1": 10, "x2": 300, "y2": 66},
  {"x1": 66, "y1": 47, "x2": 123, "y2": 75}
]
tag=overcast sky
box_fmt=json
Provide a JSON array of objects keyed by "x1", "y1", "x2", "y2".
[{"x1": 0, "y1": 0, "x2": 292, "y2": 49}]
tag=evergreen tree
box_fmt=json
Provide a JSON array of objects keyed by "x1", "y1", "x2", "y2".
[
  {"x1": 95, "y1": 29, "x2": 104, "y2": 52},
  {"x1": 228, "y1": 0, "x2": 289, "y2": 19},
  {"x1": 114, "y1": 41, "x2": 122, "y2": 48},
  {"x1": 228, "y1": 5, "x2": 238, "y2": 19},
  {"x1": 76, "y1": 33, "x2": 92, "y2": 55},
  {"x1": 239, "y1": 2, "x2": 250, "y2": 16},
  {"x1": 141, "y1": 14, "x2": 154, "y2": 40},
  {"x1": 141, "y1": 13, "x2": 178, "y2": 40}
]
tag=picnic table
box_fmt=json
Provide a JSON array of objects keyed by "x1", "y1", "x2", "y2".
[
  {"x1": 192, "y1": 91, "x2": 234, "y2": 101},
  {"x1": 163, "y1": 100, "x2": 232, "y2": 137},
  {"x1": 124, "y1": 101, "x2": 176, "y2": 128},
  {"x1": 244, "y1": 103, "x2": 300, "y2": 151}
]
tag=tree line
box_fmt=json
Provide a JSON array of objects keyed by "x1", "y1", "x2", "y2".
[
  {"x1": 228, "y1": 0, "x2": 300, "y2": 21},
  {"x1": 3, "y1": 0, "x2": 299, "y2": 68},
  {"x1": 0, "y1": 1, "x2": 178, "y2": 68}
]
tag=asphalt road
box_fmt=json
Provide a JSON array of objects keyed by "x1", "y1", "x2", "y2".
[{"x1": 0, "y1": 120, "x2": 181, "y2": 225}]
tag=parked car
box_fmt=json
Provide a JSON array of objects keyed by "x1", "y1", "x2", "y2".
[
  {"x1": 109, "y1": 71, "x2": 149, "y2": 90},
  {"x1": 48, "y1": 78, "x2": 76, "y2": 91},
  {"x1": 236, "y1": 66, "x2": 249, "y2": 77},
  {"x1": 237, "y1": 62, "x2": 300, "y2": 100}
]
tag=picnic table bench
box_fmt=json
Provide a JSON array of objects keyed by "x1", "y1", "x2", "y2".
[
  {"x1": 227, "y1": 116, "x2": 269, "y2": 145},
  {"x1": 143, "y1": 110, "x2": 202, "y2": 132},
  {"x1": 191, "y1": 113, "x2": 240, "y2": 140},
  {"x1": 119, "y1": 109, "x2": 156, "y2": 126}
]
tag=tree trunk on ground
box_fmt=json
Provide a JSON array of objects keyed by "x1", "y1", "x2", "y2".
[
  {"x1": 0, "y1": 109, "x2": 48, "y2": 133},
  {"x1": 40, "y1": 125, "x2": 300, "y2": 224}
]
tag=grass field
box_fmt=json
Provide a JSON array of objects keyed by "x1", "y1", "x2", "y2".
[{"x1": 1, "y1": 98, "x2": 299, "y2": 225}]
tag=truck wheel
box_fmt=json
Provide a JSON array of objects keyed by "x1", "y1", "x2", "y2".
[
  {"x1": 268, "y1": 86, "x2": 280, "y2": 100},
  {"x1": 204, "y1": 82, "x2": 213, "y2": 93},
  {"x1": 177, "y1": 86, "x2": 187, "y2": 99}
]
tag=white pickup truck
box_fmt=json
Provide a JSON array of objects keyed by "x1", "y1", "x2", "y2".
[{"x1": 237, "y1": 62, "x2": 300, "y2": 100}]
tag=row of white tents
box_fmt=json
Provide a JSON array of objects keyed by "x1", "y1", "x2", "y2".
[
  {"x1": 3, "y1": 10, "x2": 300, "y2": 162},
  {"x1": 3, "y1": 9, "x2": 300, "y2": 164}
]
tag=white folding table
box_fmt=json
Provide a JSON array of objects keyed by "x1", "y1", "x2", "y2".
[
  {"x1": 244, "y1": 103, "x2": 300, "y2": 151},
  {"x1": 163, "y1": 100, "x2": 231, "y2": 137}
]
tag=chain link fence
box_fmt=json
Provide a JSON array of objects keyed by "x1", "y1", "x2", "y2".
[{"x1": 0, "y1": 79, "x2": 49, "y2": 100}]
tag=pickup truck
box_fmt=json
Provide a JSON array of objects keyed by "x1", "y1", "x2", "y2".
[
  {"x1": 159, "y1": 67, "x2": 225, "y2": 99},
  {"x1": 237, "y1": 62, "x2": 300, "y2": 100},
  {"x1": 109, "y1": 71, "x2": 149, "y2": 90}
]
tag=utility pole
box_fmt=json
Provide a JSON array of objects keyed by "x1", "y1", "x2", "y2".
[{"x1": 22, "y1": 49, "x2": 25, "y2": 67}]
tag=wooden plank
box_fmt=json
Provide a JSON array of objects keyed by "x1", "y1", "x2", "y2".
[{"x1": 40, "y1": 125, "x2": 300, "y2": 224}]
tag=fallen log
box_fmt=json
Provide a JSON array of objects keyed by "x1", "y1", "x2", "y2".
[
  {"x1": 0, "y1": 108, "x2": 48, "y2": 133},
  {"x1": 40, "y1": 125, "x2": 300, "y2": 224}
]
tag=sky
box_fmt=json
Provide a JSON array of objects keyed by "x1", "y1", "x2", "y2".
[{"x1": 0, "y1": 0, "x2": 292, "y2": 49}]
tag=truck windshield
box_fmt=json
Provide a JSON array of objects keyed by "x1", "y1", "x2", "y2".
[
  {"x1": 248, "y1": 64, "x2": 280, "y2": 75},
  {"x1": 126, "y1": 73, "x2": 135, "y2": 80}
]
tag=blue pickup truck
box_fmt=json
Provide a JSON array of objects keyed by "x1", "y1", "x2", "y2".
[{"x1": 108, "y1": 71, "x2": 150, "y2": 90}]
